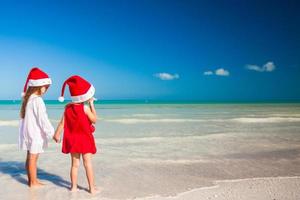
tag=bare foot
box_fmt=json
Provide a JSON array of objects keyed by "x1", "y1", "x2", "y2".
[
  {"x1": 37, "y1": 180, "x2": 46, "y2": 185},
  {"x1": 29, "y1": 182, "x2": 45, "y2": 188},
  {"x1": 89, "y1": 187, "x2": 101, "y2": 194},
  {"x1": 70, "y1": 187, "x2": 78, "y2": 192}
]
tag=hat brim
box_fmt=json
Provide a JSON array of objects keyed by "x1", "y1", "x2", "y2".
[
  {"x1": 27, "y1": 78, "x2": 52, "y2": 87},
  {"x1": 71, "y1": 85, "x2": 95, "y2": 103}
]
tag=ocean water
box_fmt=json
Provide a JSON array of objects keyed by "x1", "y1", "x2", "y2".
[{"x1": 0, "y1": 101, "x2": 300, "y2": 199}]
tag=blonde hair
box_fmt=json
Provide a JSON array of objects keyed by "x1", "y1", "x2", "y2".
[{"x1": 20, "y1": 86, "x2": 44, "y2": 119}]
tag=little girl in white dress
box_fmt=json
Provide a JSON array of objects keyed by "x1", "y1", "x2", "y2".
[{"x1": 19, "y1": 67, "x2": 54, "y2": 187}]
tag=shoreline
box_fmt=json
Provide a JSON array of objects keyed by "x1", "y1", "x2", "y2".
[{"x1": 134, "y1": 176, "x2": 300, "y2": 200}]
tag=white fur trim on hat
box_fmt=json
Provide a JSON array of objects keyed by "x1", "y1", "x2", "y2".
[
  {"x1": 71, "y1": 85, "x2": 95, "y2": 103},
  {"x1": 58, "y1": 96, "x2": 65, "y2": 102},
  {"x1": 28, "y1": 78, "x2": 52, "y2": 87}
]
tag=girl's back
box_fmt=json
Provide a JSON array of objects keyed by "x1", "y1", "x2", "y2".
[
  {"x1": 20, "y1": 94, "x2": 54, "y2": 153},
  {"x1": 62, "y1": 103, "x2": 96, "y2": 154}
]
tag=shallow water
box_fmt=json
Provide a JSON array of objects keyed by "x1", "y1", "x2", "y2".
[{"x1": 0, "y1": 103, "x2": 300, "y2": 199}]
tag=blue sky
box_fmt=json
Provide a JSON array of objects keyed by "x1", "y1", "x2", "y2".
[{"x1": 0, "y1": 0, "x2": 299, "y2": 101}]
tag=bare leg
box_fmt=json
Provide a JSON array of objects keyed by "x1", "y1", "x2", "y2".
[
  {"x1": 83, "y1": 153, "x2": 98, "y2": 194},
  {"x1": 25, "y1": 151, "x2": 30, "y2": 186},
  {"x1": 70, "y1": 153, "x2": 80, "y2": 192},
  {"x1": 28, "y1": 153, "x2": 43, "y2": 187}
]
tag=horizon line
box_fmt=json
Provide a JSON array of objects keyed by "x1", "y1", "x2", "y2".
[{"x1": 0, "y1": 99, "x2": 300, "y2": 104}]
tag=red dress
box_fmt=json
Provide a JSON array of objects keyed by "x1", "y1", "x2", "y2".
[{"x1": 62, "y1": 103, "x2": 97, "y2": 154}]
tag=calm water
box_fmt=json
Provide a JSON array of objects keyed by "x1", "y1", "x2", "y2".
[{"x1": 1, "y1": 101, "x2": 300, "y2": 140}]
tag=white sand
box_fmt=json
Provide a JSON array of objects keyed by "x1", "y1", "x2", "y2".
[
  {"x1": 138, "y1": 176, "x2": 300, "y2": 200},
  {"x1": 1, "y1": 173, "x2": 299, "y2": 200}
]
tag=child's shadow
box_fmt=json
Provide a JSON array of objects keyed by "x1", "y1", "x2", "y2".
[{"x1": 0, "y1": 161, "x2": 85, "y2": 190}]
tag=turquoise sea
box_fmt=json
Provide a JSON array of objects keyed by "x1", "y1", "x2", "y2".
[{"x1": 0, "y1": 100, "x2": 300, "y2": 199}]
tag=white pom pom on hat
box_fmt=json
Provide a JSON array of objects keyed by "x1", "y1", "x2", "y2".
[{"x1": 58, "y1": 96, "x2": 65, "y2": 102}]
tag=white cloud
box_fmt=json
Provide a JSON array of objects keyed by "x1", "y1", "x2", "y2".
[
  {"x1": 246, "y1": 65, "x2": 264, "y2": 72},
  {"x1": 154, "y1": 73, "x2": 179, "y2": 80},
  {"x1": 203, "y1": 71, "x2": 213, "y2": 75},
  {"x1": 263, "y1": 62, "x2": 276, "y2": 72},
  {"x1": 203, "y1": 68, "x2": 230, "y2": 77},
  {"x1": 246, "y1": 61, "x2": 276, "y2": 72},
  {"x1": 215, "y1": 68, "x2": 230, "y2": 76}
]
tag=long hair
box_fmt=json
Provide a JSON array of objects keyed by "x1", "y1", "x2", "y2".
[{"x1": 20, "y1": 86, "x2": 44, "y2": 119}]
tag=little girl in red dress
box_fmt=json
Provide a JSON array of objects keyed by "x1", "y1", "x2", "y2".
[{"x1": 53, "y1": 75, "x2": 99, "y2": 194}]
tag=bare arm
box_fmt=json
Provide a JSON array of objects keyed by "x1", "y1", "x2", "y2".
[
  {"x1": 53, "y1": 115, "x2": 64, "y2": 143},
  {"x1": 85, "y1": 98, "x2": 97, "y2": 124}
]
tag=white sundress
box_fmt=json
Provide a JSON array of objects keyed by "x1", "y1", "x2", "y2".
[{"x1": 19, "y1": 94, "x2": 54, "y2": 154}]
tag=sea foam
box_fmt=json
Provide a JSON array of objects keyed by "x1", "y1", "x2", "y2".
[
  {"x1": 0, "y1": 120, "x2": 19, "y2": 127},
  {"x1": 231, "y1": 117, "x2": 300, "y2": 123},
  {"x1": 105, "y1": 118, "x2": 204, "y2": 124}
]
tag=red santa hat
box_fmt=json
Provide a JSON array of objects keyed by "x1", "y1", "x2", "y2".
[
  {"x1": 58, "y1": 75, "x2": 95, "y2": 103},
  {"x1": 22, "y1": 67, "x2": 52, "y2": 97}
]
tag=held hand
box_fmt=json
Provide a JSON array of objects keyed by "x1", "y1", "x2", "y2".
[{"x1": 53, "y1": 134, "x2": 60, "y2": 143}]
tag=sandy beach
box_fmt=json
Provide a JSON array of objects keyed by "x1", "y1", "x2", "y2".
[{"x1": 1, "y1": 157, "x2": 300, "y2": 200}]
